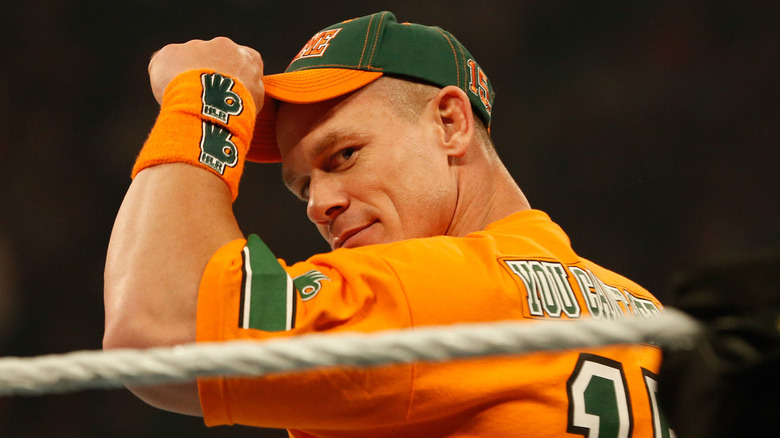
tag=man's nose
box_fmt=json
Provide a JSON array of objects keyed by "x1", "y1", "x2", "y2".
[{"x1": 306, "y1": 171, "x2": 348, "y2": 224}]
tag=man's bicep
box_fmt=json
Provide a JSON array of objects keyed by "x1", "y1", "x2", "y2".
[{"x1": 103, "y1": 166, "x2": 242, "y2": 350}]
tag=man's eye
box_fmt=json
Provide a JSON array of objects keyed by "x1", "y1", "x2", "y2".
[
  {"x1": 331, "y1": 147, "x2": 356, "y2": 168},
  {"x1": 301, "y1": 183, "x2": 310, "y2": 201}
]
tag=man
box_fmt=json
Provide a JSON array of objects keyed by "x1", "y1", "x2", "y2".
[{"x1": 104, "y1": 11, "x2": 668, "y2": 437}]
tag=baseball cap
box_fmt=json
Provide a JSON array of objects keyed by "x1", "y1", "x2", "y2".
[{"x1": 249, "y1": 11, "x2": 495, "y2": 162}]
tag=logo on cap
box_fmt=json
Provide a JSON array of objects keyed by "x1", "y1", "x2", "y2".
[
  {"x1": 291, "y1": 29, "x2": 342, "y2": 63},
  {"x1": 467, "y1": 59, "x2": 492, "y2": 115}
]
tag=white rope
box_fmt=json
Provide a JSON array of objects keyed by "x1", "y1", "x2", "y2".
[{"x1": 0, "y1": 308, "x2": 702, "y2": 396}]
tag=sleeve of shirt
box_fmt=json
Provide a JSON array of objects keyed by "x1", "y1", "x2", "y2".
[{"x1": 196, "y1": 235, "x2": 415, "y2": 430}]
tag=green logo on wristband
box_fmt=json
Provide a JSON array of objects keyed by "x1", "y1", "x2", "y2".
[
  {"x1": 201, "y1": 72, "x2": 243, "y2": 123},
  {"x1": 199, "y1": 121, "x2": 238, "y2": 174}
]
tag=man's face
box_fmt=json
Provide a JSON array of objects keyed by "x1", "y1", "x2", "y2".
[{"x1": 276, "y1": 80, "x2": 458, "y2": 250}]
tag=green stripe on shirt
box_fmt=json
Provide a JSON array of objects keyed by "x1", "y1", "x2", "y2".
[{"x1": 241, "y1": 234, "x2": 296, "y2": 331}]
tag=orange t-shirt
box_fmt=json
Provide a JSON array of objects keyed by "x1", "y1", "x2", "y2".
[{"x1": 197, "y1": 210, "x2": 669, "y2": 437}]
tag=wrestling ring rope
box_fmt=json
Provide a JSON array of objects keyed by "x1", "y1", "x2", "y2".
[{"x1": 0, "y1": 308, "x2": 702, "y2": 396}]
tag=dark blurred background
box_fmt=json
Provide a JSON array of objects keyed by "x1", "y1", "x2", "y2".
[{"x1": 0, "y1": 0, "x2": 777, "y2": 436}]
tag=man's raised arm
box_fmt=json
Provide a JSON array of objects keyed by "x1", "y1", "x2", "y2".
[{"x1": 102, "y1": 37, "x2": 265, "y2": 415}]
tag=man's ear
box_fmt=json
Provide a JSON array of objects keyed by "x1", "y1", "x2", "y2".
[{"x1": 432, "y1": 86, "x2": 474, "y2": 157}]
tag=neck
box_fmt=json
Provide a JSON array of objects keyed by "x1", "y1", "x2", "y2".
[{"x1": 446, "y1": 150, "x2": 531, "y2": 237}]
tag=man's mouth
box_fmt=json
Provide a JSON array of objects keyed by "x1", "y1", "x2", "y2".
[{"x1": 333, "y1": 221, "x2": 377, "y2": 249}]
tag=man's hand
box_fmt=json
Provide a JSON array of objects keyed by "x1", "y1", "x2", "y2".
[{"x1": 148, "y1": 37, "x2": 265, "y2": 114}]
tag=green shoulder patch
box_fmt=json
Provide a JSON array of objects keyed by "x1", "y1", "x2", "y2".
[{"x1": 239, "y1": 235, "x2": 296, "y2": 331}]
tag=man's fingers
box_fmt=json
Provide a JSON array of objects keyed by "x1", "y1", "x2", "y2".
[{"x1": 147, "y1": 38, "x2": 265, "y2": 112}]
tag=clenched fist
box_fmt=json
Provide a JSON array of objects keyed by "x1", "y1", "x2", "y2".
[{"x1": 148, "y1": 37, "x2": 265, "y2": 114}]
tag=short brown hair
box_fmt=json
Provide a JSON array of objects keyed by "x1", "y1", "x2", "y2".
[{"x1": 376, "y1": 76, "x2": 495, "y2": 153}]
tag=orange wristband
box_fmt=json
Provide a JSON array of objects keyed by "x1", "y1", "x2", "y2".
[{"x1": 132, "y1": 69, "x2": 257, "y2": 200}]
